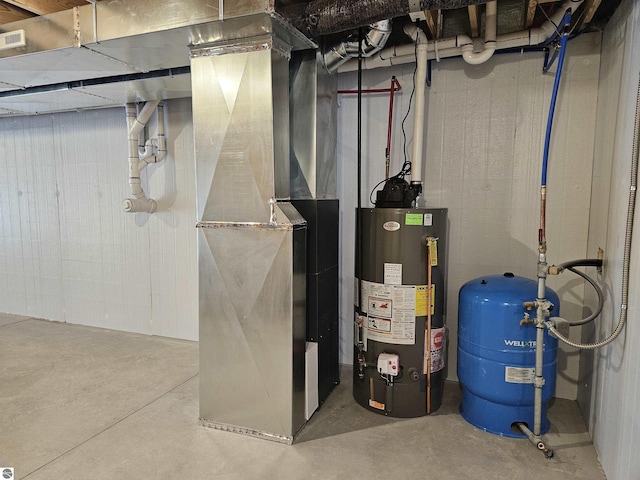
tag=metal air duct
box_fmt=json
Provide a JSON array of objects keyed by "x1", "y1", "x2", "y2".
[{"x1": 192, "y1": 29, "x2": 319, "y2": 443}]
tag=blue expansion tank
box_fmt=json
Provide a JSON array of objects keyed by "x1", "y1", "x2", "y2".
[{"x1": 457, "y1": 273, "x2": 559, "y2": 437}]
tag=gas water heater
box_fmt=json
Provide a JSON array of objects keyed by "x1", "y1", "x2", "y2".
[{"x1": 353, "y1": 207, "x2": 448, "y2": 417}]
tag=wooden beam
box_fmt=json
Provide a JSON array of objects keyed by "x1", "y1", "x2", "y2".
[
  {"x1": 525, "y1": 0, "x2": 557, "y2": 30},
  {"x1": 423, "y1": 9, "x2": 440, "y2": 40},
  {"x1": 468, "y1": 4, "x2": 480, "y2": 38},
  {"x1": 582, "y1": 0, "x2": 603, "y2": 26},
  {"x1": 0, "y1": 2, "x2": 35, "y2": 24},
  {"x1": 1, "y1": 1, "x2": 91, "y2": 16}
]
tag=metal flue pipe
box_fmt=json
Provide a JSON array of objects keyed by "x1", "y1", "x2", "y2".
[{"x1": 324, "y1": 19, "x2": 393, "y2": 73}]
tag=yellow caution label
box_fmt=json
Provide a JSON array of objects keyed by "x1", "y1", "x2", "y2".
[
  {"x1": 428, "y1": 238, "x2": 438, "y2": 266},
  {"x1": 416, "y1": 285, "x2": 435, "y2": 316}
]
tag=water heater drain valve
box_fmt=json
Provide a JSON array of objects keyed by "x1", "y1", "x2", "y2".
[{"x1": 377, "y1": 353, "x2": 400, "y2": 376}]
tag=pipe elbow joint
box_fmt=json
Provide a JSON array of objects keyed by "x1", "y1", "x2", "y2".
[
  {"x1": 403, "y1": 23, "x2": 427, "y2": 44},
  {"x1": 461, "y1": 43, "x2": 496, "y2": 65},
  {"x1": 123, "y1": 197, "x2": 157, "y2": 213}
]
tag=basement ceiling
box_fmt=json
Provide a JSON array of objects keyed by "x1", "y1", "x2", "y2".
[{"x1": 0, "y1": 0, "x2": 623, "y2": 117}]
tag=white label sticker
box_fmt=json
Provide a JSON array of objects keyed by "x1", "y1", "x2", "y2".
[
  {"x1": 361, "y1": 281, "x2": 417, "y2": 345},
  {"x1": 368, "y1": 297, "x2": 392, "y2": 318},
  {"x1": 424, "y1": 213, "x2": 433, "y2": 226},
  {"x1": 505, "y1": 366, "x2": 535, "y2": 384},
  {"x1": 368, "y1": 316, "x2": 391, "y2": 333},
  {"x1": 384, "y1": 263, "x2": 402, "y2": 285}
]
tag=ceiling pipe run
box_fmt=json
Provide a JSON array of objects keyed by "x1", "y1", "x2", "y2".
[
  {"x1": 297, "y1": 0, "x2": 490, "y2": 37},
  {"x1": 339, "y1": 0, "x2": 584, "y2": 71},
  {"x1": 324, "y1": 19, "x2": 392, "y2": 73}
]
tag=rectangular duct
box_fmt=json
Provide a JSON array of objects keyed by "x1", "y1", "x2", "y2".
[
  {"x1": 0, "y1": 1, "x2": 315, "y2": 115},
  {"x1": 193, "y1": 33, "x2": 309, "y2": 443},
  {"x1": 289, "y1": 49, "x2": 338, "y2": 199},
  {"x1": 289, "y1": 50, "x2": 340, "y2": 406}
]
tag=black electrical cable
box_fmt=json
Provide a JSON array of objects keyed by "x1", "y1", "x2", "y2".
[
  {"x1": 368, "y1": 42, "x2": 419, "y2": 206},
  {"x1": 357, "y1": 27, "x2": 364, "y2": 314},
  {"x1": 400, "y1": 42, "x2": 418, "y2": 174}
]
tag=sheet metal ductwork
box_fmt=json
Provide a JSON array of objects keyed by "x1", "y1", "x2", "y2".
[{"x1": 297, "y1": 0, "x2": 490, "y2": 36}]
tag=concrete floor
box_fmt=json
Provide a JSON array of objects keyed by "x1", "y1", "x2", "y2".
[{"x1": 0, "y1": 314, "x2": 606, "y2": 480}]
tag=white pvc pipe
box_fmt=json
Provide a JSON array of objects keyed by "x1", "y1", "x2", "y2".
[
  {"x1": 403, "y1": 23, "x2": 428, "y2": 186},
  {"x1": 457, "y1": 1, "x2": 497, "y2": 65},
  {"x1": 123, "y1": 100, "x2": 162, "y2": 213},
  {"x1": 138, "y1": 103, "x2": 166, "y2": 171},
  {"x1": 339, "y1": 0, "x2": 583, "y2": 73}
]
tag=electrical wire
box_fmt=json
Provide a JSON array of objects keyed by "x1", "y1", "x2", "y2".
[
  {"x1": 401, "y1": 42, "x2": 418, "y2": 172},
  {"x1": 369, "y1": 42, "x2": 418, "y2": 205},
  {"x1": 548, "y1": 71, "x2": 640, "y2": 349}
]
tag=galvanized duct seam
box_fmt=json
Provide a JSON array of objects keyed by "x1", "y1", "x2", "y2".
[{"x1": 299, "y1": 0, "x2": 490, "y2": 36}]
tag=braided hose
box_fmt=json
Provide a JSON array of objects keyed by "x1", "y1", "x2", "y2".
[{"x1": 548, "y1": 73, "x2": 640, "y2": 349}]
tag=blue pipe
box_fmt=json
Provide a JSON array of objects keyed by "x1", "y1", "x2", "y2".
[{"x1": 541, "y1": 11, "x2": 572, "y2": 188}]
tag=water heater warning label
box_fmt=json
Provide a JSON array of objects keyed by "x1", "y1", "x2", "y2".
[
  {"x1": 424, "y1": 327, "x2": 446, "y2": 374},
  {"x1": 360, "y1": 280, "x2": 417, "y2": 345},
  {"x1": 505, "y1": 366, "x2": 535, "y2": 384}
]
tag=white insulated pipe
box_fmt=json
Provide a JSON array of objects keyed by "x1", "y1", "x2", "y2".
[
  {"x1": 456, "y1": 1, "x2": 497, "y2": 65},
  {"x1": 123, "y1": 100, "x2": 163, "y2": 213},
  {"x1": 403, "y1": 23, "x2": 428, "y2": 188},
  {"x1": 339, "y1": 0, "x2": 583, "y2": 72}
]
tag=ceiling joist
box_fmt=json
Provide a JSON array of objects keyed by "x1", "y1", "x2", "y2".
[
  {"x1": 0, "y1": 2, "x2": 34, "y2": 23},
  {"x1": 582, "y1": 0, "x2": 604, "y2": 25},
  {"x1": 525, "y1": 0, "x2": 557, "y2": 30},
  {"x1": 423, "y1": 9, "x2": 442, "y2": 40}
]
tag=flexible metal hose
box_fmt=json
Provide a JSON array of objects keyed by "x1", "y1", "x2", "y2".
[
  {"x1": 564, "y1": 266, "x2": 604, "y2": 326},
  {"x1": 549, "y1": 72, "x2": 640, "y2": 349}
]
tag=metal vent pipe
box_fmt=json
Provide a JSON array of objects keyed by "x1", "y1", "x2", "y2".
[
  {"x1": 324, "y1": 19, "x2": 392, "y2": 72},
  {"x1": 298, "y1": 0, "x2": 490, "y2": 36}
]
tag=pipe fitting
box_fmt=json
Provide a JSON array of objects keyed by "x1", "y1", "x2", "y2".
[
  {"x1": 324, "y1": 19, "x2": 392, "y2": 72},
  {"x1": 123, "y1": 101, "x2": 165, "y2": 214},
  {"x1": 458, "y1": 1, "x2": 497, "y2": 65},
  {"x1": 123, "y1": 197, "x2": 157, "y2": 213}
]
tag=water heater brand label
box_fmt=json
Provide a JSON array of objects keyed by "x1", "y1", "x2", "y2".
[
  {"x1": 505, "y1": 366, "x2": 535, "y2": 384},
  {"x1": 383, "y1": 221, "x2": 401, "y2": 232}
]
